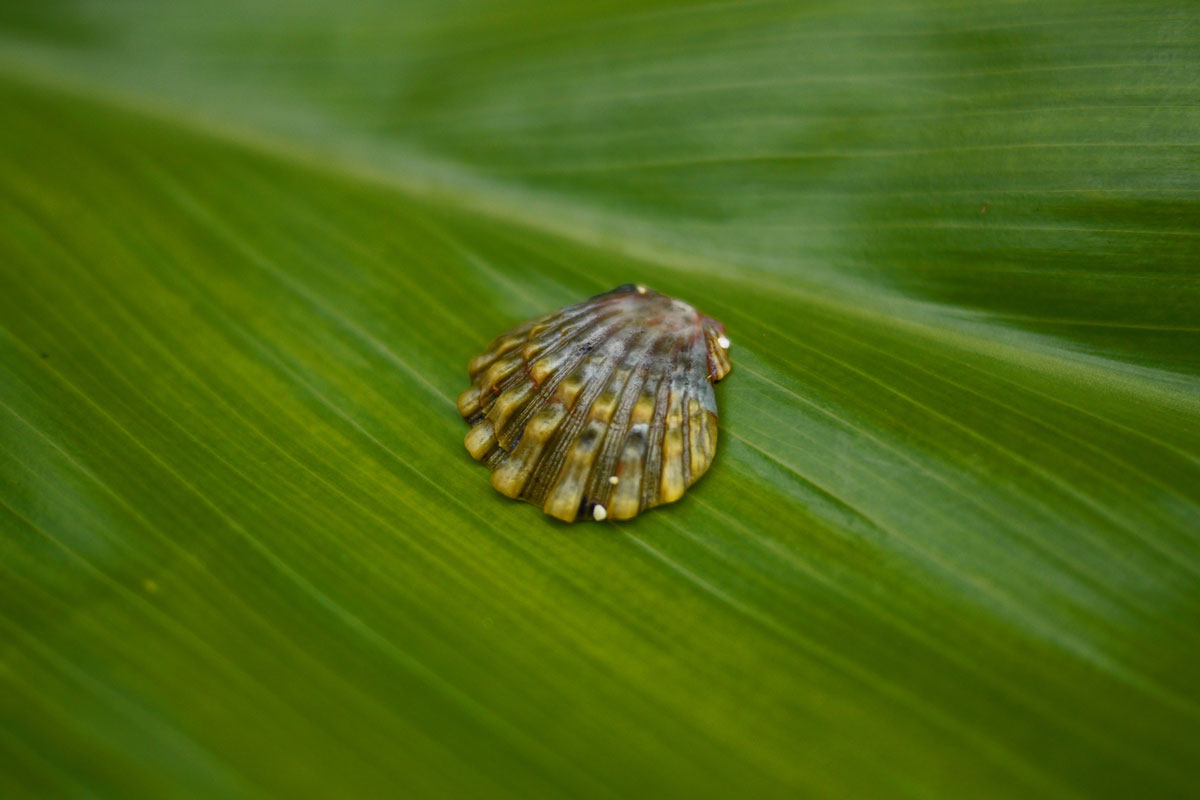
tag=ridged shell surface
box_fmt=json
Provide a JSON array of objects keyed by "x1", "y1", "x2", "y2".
[{"x1": 457, "y1": 284, "x2": 732, "y2": 522}]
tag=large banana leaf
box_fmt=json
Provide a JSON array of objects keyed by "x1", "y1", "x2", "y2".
[{"x1": 2, "y1": 1, "x2": 1198, "y2": 797}]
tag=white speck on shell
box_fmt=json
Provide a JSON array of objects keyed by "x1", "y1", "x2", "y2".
[
  {"x1": 717, "y1": 335, "x2": 730, "y2": 349},
  {"x1": 593, "y1": 504, "x2": 608, "y2": 521},
  {"x1": 608, "y1": 475, "x2": 620, "y2": 485}
]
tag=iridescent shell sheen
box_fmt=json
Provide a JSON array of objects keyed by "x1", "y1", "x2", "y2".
[{"x1": 457, "y1": 284, "x2": 732, "y2": 522}]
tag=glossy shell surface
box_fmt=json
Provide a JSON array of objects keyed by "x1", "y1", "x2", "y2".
[{"x1": 457, "y1": 284, "x2": 732, "y2": 522}]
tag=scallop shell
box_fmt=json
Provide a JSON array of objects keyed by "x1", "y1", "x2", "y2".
[{"x1": 457, "y1": 284, "x2": 732, "y2": 522}]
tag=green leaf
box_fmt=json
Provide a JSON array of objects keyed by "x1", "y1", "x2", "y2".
[{"x1": 2, "y1": 2, "x2": 1198, "y2": 797}]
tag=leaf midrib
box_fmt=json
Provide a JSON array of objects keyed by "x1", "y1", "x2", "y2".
[{"x1": 5, "y1": 46, "x2": 1198, "y2": 420}]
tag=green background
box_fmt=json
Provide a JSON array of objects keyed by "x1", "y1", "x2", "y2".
[{"x1": 2, "y1": 1, "x2": 1198, "y2": 797}]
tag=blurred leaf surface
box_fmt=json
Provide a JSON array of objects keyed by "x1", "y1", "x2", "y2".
[{"x1": 1, "y1": 1, "x2": 1199, "y2": 798}]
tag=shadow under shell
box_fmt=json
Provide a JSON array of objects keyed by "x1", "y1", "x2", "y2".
[{"x1": 457, "y1": 284, "x2": 732, "y2": 523}]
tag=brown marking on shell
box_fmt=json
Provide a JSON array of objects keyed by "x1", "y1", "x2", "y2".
[{"x1": 458, "y1": 284, "x2": 731, "y2": 522}]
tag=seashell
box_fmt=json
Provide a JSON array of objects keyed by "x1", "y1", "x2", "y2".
[{"x1": 457, "y1": 284, "x2": 732, "y2": 522}]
